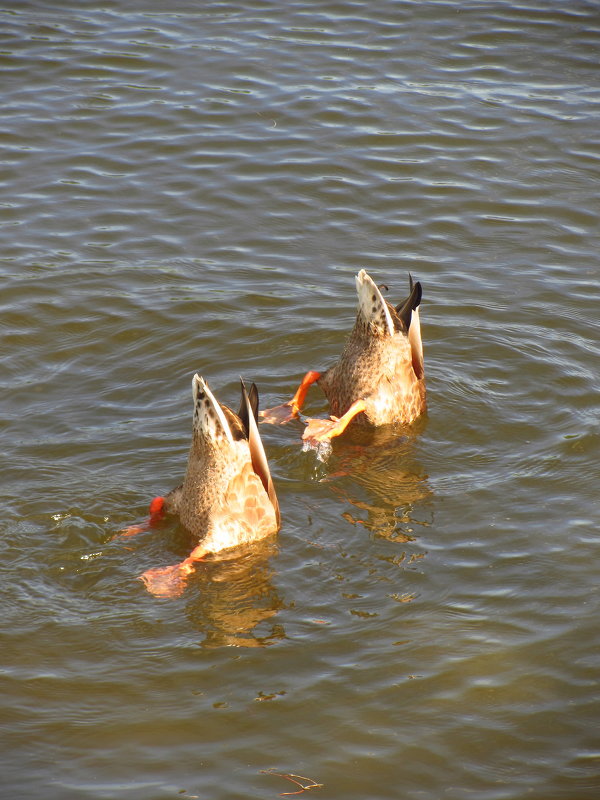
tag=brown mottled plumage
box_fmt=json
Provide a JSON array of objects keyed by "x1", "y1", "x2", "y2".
[
  {"x1": 318, "y1": 269, "x2": 426, "y2": 427},
  {"x1": 261, "y1": 270, "x2": 426, "y2": 444},
  {"x1": 140, "y1": 375, "x2": 279, "y2": 597}
]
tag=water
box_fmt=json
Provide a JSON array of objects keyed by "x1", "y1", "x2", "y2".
[{"x1": 1, "y1": 2, "x2": 599, "y2": 798}]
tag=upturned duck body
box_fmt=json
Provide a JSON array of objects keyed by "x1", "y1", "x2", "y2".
[
  {"x1": 261, "y1": 270, "x2": 426, "y2": 444},
  {"x1": 140, "y1": 375, "x2": 280, "y2": 597}
]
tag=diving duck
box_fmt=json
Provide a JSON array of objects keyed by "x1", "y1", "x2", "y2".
[
  {"x1": 261, "y1": 269, "x2": 425, "y2": 445},
  {"x1": 140, "y1": 374, "x2": 280, "y2": 598}
]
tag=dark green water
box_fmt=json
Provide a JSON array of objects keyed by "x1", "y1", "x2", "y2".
[{"x1": 1, "y1": 2, "x2": 599, "y2": 798}]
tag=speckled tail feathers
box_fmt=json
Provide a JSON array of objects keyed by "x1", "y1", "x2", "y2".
[{"x1": 355, "y1": 268, "x2": 395, "y2": 337}]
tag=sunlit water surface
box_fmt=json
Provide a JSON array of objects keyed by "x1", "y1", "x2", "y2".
[{"x1": 1, "y1": 2, "x2": 599, "y2": 799}]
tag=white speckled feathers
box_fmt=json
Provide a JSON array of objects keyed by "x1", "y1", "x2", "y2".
[{"x1": 355, "y1": 268, "x2": 395, "y2": 337}]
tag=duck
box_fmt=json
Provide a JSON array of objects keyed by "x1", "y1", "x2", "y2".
[
  {"x1": 261, "y1": 269, "x2": 425, "y2": 445},
  {"x1": 139, "y1": 374, "x2": 280, "y2": 598}
]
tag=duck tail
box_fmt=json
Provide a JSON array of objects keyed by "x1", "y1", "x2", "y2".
[
  {"x1": 240, "y1": 380, "x2": 281, "y2": 528},
  {"x1": 192, "y1": 374, "x2": 235, "y2": 444},
  {"x1": 355, "y1": 269, "x2": 395, "y2": 336},
  {"x1": 396, "y1": 275, "x2": 424, "y2": 379}
]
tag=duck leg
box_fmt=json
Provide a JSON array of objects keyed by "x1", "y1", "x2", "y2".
[
  {"x1": 115, "y1": 496, "x2": 166, "y2": 538},
  {"x1": 302, "y1": 399, "x2": 367, "y2": 447},
  {"x1": 139, "y1": 543, "x2": 208, "y2": 599},
  {"x1": 260, "y1": 370, "x2": 321, "y2": 424}
]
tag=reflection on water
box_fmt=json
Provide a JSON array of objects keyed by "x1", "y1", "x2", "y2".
[
  {"x1": 184, "y1": 537, "x2": 286, "y2": 648},
  {"x1": 323, "y1": 423, "x2": 432, "y2": 544},
  {"x1": 116, "y1": 516, "x2": 286, "y2": 647},
  {"x1": 2, "y1": 0, "x2": 599, "y2": 797}
]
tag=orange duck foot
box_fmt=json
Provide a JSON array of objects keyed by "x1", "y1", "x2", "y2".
[
  {"x1": 302, "y1": 399, "x2": 367, "y2": 447},
  {"x1": 260, "y1": 370, "x2": 321, "y2": 425},
  {"x1": 114, "y1": 496, "x2": 166, "y2": 539},
  {"x1": 139, "y1": 563, "x2": 190, "y2": 598},
  {"x1": 259, "y1": 400, "x2": 298, "y2": 425},
  {"x1": 139, "y1": 545, "x2": 207, "y2": 599}
]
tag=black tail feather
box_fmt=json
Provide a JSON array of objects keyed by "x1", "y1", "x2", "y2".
[
  {"x1": 238, "y1": 379, "x2": 260, "y2": 438},
  {"x1": 395, "y1": 276, "x2": 422, "y2": 333}
]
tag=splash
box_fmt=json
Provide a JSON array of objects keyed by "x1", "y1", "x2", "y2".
[{"x1": 302, "y1": 437, "x2": 332, "y2": 462}]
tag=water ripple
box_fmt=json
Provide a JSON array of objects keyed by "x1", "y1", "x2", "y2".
[{"x1": 1, "y1": 1, "x2": 599, "y2": 799}]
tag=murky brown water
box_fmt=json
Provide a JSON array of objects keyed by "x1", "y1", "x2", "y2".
[{"x1": 1, "y1": 2, "x2": 599, "y2": 798}]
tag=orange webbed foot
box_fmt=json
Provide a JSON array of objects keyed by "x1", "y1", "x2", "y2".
[
  {"x1": 139, "y1": 562, "x2": 191, "y2": 598},
  {"x1": 260, "y1": 370, "x2": 321, "y2": 425},
  {"x1": 139, "y1": 545, "x2": 207, "y2": 599},
  {"x1": 302, "y1": 416, "x2": 345, "y2": 445},
  {"x1": 118, "y1": 523, "x2": 148, "y2": 539},
  {"x1": 259, "y1": 400, "x2": 299, "y2": 425},
  {"x1": 302, "y1": 399, "x2": 367, "y2": 448}
]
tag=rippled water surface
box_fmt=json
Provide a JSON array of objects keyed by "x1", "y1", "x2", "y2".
[{"x1": 1, "y1": 2, "x2": 599, "y2": 798}]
